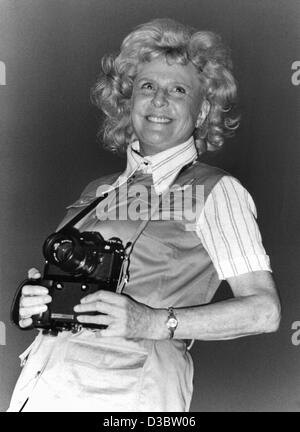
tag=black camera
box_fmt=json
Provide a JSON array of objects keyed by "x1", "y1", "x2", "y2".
[
  {"x1": 16, "y1": 227, "x2": 125, "y2": 334},
  {"x1": 37, "y1": 227, "x2": 125, "y2": 332},
  {"x1": 11, "y1": 193, "x2": 126, "y2": 334}
]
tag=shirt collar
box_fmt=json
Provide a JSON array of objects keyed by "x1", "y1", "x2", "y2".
[{"x1": 120, "y1": 136, "x2": 198, "y2": 194}]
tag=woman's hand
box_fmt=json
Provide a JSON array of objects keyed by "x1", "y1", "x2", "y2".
[
  {"x1": 74, "y1": 290, "x2": 164, "y2": 339},
  {"x1": 19, "y1": 268, "x2": 52, "y2": 328}
]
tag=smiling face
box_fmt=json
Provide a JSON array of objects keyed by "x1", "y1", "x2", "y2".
[{"x1": 130, "y1": 56, "x2": 204, "y2": 156}]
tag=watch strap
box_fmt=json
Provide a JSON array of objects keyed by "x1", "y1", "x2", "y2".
[{"x1": 166, "y1": 307, "x2": 178, "y2": 339}]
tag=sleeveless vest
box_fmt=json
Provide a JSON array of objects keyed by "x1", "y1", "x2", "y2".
[{"x1": 61, "y1": 161, "x2": 227, "y2": 308}]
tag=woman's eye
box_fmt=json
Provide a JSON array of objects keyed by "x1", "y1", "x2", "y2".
[
  {"x1": 173, "y1": 86, "x2": 186, "y2": 94},
  {"x1": 141, "y1": 82, "x2": 154, "y2": 91}
]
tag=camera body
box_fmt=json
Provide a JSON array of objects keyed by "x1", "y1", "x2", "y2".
[
  {"x1": 30, "y1": 227, "x2": 125, "y2": 333},
  {"x1": 11, "y1": 193, "x2": 128, "y2": 334}
]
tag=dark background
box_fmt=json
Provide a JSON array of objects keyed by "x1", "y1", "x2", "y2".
[{"x1": 0, "y1": 0, "x2": 299, "y2": 411}]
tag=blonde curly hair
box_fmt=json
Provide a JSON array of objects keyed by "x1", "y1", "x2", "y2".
[{"x1": 91, "y1": 18, "x2": 240, "y2": 155}]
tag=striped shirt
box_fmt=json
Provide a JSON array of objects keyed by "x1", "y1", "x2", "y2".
[
  {"x1": 197, "y1": 175, "x2": 271, "y2": 279},
  {"x1": 97, "y1": 137, "x2": 272, "y2": 280}
]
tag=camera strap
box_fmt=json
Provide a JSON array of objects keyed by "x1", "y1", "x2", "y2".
[
  {"x1": 115, "y1": 195, "x2": 163, "y2": 294},
  {"x1": 57, "y1": 192, "x2": 109, "y2": 232}
]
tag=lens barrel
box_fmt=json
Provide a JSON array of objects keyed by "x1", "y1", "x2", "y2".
[{"x1": 43, "y1": 227, "x2": 105, "y2": 276}]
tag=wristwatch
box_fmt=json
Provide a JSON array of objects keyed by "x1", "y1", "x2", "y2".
[{"x1": 166, "y1": 307, "x2": 178, "y2": 339}]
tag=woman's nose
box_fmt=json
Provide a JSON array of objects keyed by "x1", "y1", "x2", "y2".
[{"x1": 151, "y1": 88, "x2": 168, "y2": 108}]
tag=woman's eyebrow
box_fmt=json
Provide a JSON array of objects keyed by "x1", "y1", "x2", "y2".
[{"x1": 136, "y1": 76, "x2": 192, "y2": 90}]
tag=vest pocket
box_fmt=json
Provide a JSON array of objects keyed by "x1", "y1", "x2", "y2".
[{"x1": 62, "y1": 339, "x2": 149, "y2": 407}]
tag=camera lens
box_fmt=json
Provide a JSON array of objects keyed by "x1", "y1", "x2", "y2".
[
  {"x1": 43, "y1": 227, "x2": 105, "y2": 276},
  {"x1": 54, "y1": 240, "x2": 73, "y2": 263},
  {"x1": 43, "y1": 229, "x2": 84, "y2": 272}
]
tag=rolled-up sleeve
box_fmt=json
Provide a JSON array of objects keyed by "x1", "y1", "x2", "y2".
[{"x1": 196, "y1": 176, "x2": 272, "y2": 280}]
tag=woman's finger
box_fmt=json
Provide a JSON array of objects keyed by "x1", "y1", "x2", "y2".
[
  {"x1": 80, "y1": 290, "x2": 125, "y2": 306},
  {"x1": 74, "y1": 301, "x2": 116, "y2": 316},
  {"x1": 20, "y1": 294, "x2": 51, "y2": 308},
  {"x1": 21, "y1": 285, "x2": 48, "y2": 296},
  {"x1": 19, "y1": 304, "x2": 48, "y2": 319},
  {"x1": 76, "y1": 314, "x2": 112, "y2": 326},
  {"x1": 27, "y1": 268, "x2": 41, "y2": 279},
  {"x1": 19, "y1": 318, "x2": 33, "y2": 328}
]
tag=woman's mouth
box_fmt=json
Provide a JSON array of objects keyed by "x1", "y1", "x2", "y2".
[{"x1": 146, "y1": 115, "x2": 172, "y2": 124}]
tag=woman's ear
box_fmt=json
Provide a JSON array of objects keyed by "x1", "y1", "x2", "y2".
[{"x1": 196, "y1": 100, "x2": 211, "y2": 128}]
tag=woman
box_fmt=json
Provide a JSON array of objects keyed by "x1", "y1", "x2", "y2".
[{"x1": 8, "y1": 18, "x2": 281, "y2": 412}]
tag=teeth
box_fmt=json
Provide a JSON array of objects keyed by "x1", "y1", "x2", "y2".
[{"x1": 147, "y1": 116, "x2": 171, "y2": 124}]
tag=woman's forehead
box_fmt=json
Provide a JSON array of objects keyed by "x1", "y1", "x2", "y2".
[{"x1": 135, "y1": 57, "x2": 200, "y2": 87}]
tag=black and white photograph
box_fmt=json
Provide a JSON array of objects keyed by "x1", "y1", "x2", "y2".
[{"x1": 0, "y1": 0, "x2": 299, "y2": 413}]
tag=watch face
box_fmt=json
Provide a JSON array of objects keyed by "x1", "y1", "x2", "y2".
[{"x1": 168, "y1": 318, "x2": 178, "y2": 328}]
